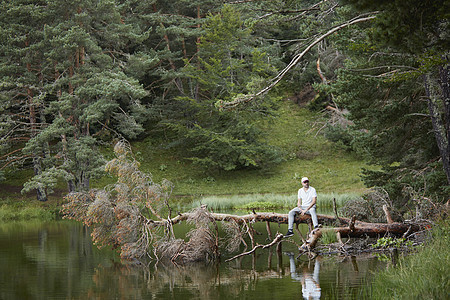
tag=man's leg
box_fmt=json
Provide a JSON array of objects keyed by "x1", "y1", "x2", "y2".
[
  {"x1": 288, "y1": 207, "x2": 301, "y2": 230},
  {"x1": 303, "y1": 206, "x2": 318, "y2": 228}
]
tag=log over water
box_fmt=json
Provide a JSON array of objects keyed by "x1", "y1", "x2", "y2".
[{"x1": 152, "y1": 211, "x2": 422, "y2": 238}]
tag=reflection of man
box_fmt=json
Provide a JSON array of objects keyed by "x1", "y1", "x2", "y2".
[{"x1": 287, "y1": 253, "x2": 321, "y2": 300}]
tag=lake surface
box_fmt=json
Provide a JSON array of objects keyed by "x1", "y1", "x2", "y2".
[{"x1": 0, "y1": 220, "x2": 393, "y2": 299}]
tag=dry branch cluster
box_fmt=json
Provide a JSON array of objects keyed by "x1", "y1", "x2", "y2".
[
  {"x1": 340, "y1": 188, "x2": 401, "y2": 223},
  {"x1": 62, "y1": 141, "x2": 223, "y2": 262}
]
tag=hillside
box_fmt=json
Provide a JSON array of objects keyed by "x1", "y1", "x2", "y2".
[{"x1": 99, "y1": 100, "x2": 369, "y2": 196}]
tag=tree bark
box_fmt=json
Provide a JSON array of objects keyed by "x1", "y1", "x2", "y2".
[
  {"x1": 423, "y1": 58, "x2": 450, "y2": 184},
  {"x1": 25, "y1": 39, "x2": 47, "y2": 202}
]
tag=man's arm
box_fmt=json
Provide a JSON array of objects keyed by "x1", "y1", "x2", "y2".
[
  {"x1": 305, "y1": 197, "x2": 317, "y2": 212},
  {"x1": 300, "y1": 196, "x2": 317, "y2": 215}
]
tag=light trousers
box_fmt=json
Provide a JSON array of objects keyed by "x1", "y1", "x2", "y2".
[{"x1": 288, "y1": 206, "x2": 318, "y2": 230}]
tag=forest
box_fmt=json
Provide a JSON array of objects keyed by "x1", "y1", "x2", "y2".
[{"x1": 0, "y1": 0, "x2": 449, "y2": 259}]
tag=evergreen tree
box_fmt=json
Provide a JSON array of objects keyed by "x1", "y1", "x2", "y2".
[
  {"x1": 163, "y1": 5, "x2": 283, "y2": 171},
  {"x1": 326, "y1": 0, "x2": 449, "y2": 201},
  {"x1": 0, "y1": 0, "x2": 50, "y2": 200},
  {"x1": 341, "y1": 0, "x2": 449, "y2": 184},
  {"x1": 1, "y1": 0, "x2": 148, "y2": 198}
]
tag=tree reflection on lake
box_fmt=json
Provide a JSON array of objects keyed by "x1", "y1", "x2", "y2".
[{"x1": 0, "y1": 220, "x2": 390, "y2": 299}]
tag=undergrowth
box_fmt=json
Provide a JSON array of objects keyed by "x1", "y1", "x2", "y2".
[
  {"x1": 367, "y1": 221, "x2": 449, "y2": 299},
  {"x1": 0, "y1": 204, "x2": 55, "y2": 221}
]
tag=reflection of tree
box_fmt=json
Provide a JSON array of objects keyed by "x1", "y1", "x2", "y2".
[
  {"x1": 0, "y1": 220, "x2": 391, "y2": 299},
  {"x1": 0, "y1": 221, "x2": 117, "y2": 300},
  {"x1": 89, "y1": 259, "x2": 287, "y2": 299}
]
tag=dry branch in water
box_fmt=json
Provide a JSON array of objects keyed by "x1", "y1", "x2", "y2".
[{"x1": 225, "y1": 233, "x2": 284, "y2": 262}]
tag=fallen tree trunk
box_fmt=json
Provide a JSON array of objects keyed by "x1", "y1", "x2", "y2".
[
  {"x1": 154, "y1": 211, "x2": 342, "y2": 226},
  {"x1": 152, "y1": 211, "x2": 421, "y2": 237},
  {"x1": 324, "y1": 222, "x2": 419, "y2": 238}
]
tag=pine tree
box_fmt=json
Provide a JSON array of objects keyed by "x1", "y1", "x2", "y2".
[
  {"x1": 0, "y1": 0, "x2": 50, "y2": 200},
  {"x1": 341, "y1": 0, "x2": 450, "y2": 187},
  {"x1": 326, "y1": 0, "x2": 449, "y2": 201},
  {"x1": 163, "y1": 5, "x2": 283, "y2": 171},
  {"x1": 1, "y1": 0, "x2": 148, "y2": 198}
]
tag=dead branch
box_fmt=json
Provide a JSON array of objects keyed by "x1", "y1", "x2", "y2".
[
  {"x1": 317, "y1": 57, "x2": 328, "y2": 84},
  {"x1": 155, "y1": 210, "x2": 422, "y2": 238},
  {"x1": 332, "y1": 198, "x2": 344, "y2": 225},
  {"x1": 294, "y1": 223, "x2": 306, "y2": 244},
  {"x1": 382, "y1": 204, "x2": 394, "y2": 224},
  {"x1": 225, "y1": 233, "x2": 283, "y2": 262},
  {"x1": 349, "y1": 215, "x2": 356, "y2": 232},
  {"x1": 266, "y1": 221, "x2": 272, "y2": 240},
  {"x1": 220, "y1": 13, "x2": 378, "y2": 109},
  {"x1": 299, "y1": 228, "x2": 322, "y2": 251},
  {"x1": 336, "y1": 231, "x2": 343, "y2": 245}
]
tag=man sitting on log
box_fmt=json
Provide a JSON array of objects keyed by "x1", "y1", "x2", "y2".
[{"x1": 285, "y1": 177, "x2": 319, "y2": 237}]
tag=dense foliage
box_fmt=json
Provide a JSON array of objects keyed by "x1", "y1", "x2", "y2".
[
  {"x1": 1, "y1": 0, "x2": 448, "y2": 205},
  {"x1": 326, "y1": 0, "x2": 450, "y2": 203}
]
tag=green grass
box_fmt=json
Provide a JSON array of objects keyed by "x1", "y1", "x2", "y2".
[
  {"x1": 0, "y1": 197, "x2": 62, "y2": 221},
  {"x1": 0, "y1": 203, "x2": 55, "y2": 221},
  {"x1": 188, "y1": 192, "x2": 360, "y2": 211},
  {"x1": 367, "y1": 221, "x2": 450, "y2": 299},
  {"x1": 320, "y1": 230, "x2": 338, "y2": 244}
]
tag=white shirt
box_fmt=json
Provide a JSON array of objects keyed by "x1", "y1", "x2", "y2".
[{"x1": 298, "y1": 186, "x2": 317, "y2": 207}]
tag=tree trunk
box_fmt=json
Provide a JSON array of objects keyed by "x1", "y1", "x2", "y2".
[
  {"x1": 423, "y1": 58, "x2": 450, "y2": 184},
  {"x1": 152, "y1": 3, "x2": 183, "y2": 93},
  {"x1": 26, "y1": 47, "x2": 47, "y2": 201},
  {"x1": 153, "y1": 211, "x2": 422, "y2": 237}
]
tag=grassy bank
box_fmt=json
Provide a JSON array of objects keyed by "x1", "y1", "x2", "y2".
[
  {"x1": 366, "y1": 221, "x2": 449, "y2": 299},
  {"x1": 0, "y1": 198, "x2": 58, "y2": 221},
  {"x1": 189, "y1": 192, "x2": 360, "y2": 211}
]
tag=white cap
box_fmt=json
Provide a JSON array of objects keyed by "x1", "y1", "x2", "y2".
[{"x1": 301, "y1": 177, "x2": 309, "y2": 183}]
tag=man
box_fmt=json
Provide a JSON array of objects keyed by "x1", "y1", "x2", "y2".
[{"x1": 285, "y1": 177, "x2": 319, "y2": 237}]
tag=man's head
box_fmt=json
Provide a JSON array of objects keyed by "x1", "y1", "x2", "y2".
[{"x1": 301, "y1": 177, "x2": 309, "y2": 187}]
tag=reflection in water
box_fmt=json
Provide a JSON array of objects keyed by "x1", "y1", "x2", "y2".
[
  {"x1": 0, "y1": 220, "x2": 391, "y2": 300},
  {"x1": 287, "y1": 253, "x2": 321, "y2": 299}
]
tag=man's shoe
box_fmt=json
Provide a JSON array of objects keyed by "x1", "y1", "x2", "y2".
[
  {"x1": 313, "y1": 224, "x2": 322, "y2": 229},
  {"x1": 284, "y1": 230, "x2": 294, "y2": 237}
]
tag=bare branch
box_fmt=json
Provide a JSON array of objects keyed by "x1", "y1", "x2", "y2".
[
  {"x1": 219, "y1": 13, "x2": 378, "y2": 109},
  {"x1": 225, "y1": 233, "x2": 283, "y2": 262}
]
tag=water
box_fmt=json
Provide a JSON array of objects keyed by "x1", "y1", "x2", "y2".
[{"x1": 0, "y1": 220, "x2": 392, "y2": 299}]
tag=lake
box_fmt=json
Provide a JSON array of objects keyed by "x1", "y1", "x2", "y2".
[{"x1": 0, "y1": 219, "x2": 393, "y2": 299}]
